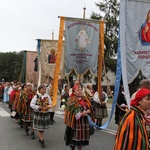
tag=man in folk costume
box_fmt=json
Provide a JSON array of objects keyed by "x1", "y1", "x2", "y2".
[
  {"x1": 114, "y1": 88, "x2": 150, "y2": 150},
  {"x1": 64, "y1": 85, "x2": 95, "y2": 150},
  {"x1": 21, "y1": 83, "x2": 35, "y2": 139}
]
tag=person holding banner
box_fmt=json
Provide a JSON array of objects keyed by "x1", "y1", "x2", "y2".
[
  {"x1": 114, "y1": 88, "x2": 150, "y2": 150},
  {"x1": 64, "y1": 85, "x2": 95, "y2": 150},
  {"x1": 30, "y1": 85, "x2": 52, "y2": 148},
  {"x1": 93, "y1": 86, "x2": 108, "y2": 127},
  {"x1": 46, "y1": 80, "x2": 56, "y2": 125}
]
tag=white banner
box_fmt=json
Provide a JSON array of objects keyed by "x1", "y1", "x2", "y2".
[{"x1": 121, "y1": 0, "x2": 150, "y2": 83}]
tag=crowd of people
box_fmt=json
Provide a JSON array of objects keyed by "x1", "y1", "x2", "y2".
[
  {"x1": 0, "y1": 80, "x2": 109, "y2": 149},
  {"x1": 0, "y1": 81, "x2": 55, "y2": 148},
  {"x1": 1, "y1": 78, "x2": 150, "y2": 149}
]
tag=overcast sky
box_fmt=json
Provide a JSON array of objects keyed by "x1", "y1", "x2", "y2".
[{"x1": 0, "y1": 0, "x2": 100, "y2": 52}]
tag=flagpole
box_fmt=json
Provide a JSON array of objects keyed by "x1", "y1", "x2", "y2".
[
  {"x1": 98, "y1": 21, "x2": 104, "y2": 104},
  {"x1": 83, "y1": 4, "x2": 86, "y2": 19},
  {"x1": 78, "y1": 5, "x2": 87, "y2": 83},
  {"x1": 52, "y1": 29, "x2": 54, "y2": 40}
]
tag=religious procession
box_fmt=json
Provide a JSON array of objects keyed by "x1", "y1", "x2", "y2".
[
  {"x1": 0, "y1": 78, "x2": 111, "y2": 149},
  {"x1": 1, "y1": 0, "x2": 150, "y2": 150},
  {"x1": 1, "y1": 76, "x2": 150, "y2": 150}
]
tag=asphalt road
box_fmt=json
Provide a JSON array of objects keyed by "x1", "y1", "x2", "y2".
[{"x1": 0, "y1": 102, "x2": 117, "y2": 150}]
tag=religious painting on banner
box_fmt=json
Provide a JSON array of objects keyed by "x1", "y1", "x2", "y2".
[
  {"x1": 40, "y1": 40, "x2": 65, "y2": 83},
  {"x1": 26, "y1": 51, "x2": 38, "y2": 85},
  {"x1": 120, "y1": 0, "x2": 150, "y2": 83},
  {"x1": 65, "y1": 19, "x2": 100, "y2": 76}
]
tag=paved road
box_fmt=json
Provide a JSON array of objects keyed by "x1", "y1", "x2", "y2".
[{"x1": 0, "y1": 102, "x2": 117, "y2": 150}]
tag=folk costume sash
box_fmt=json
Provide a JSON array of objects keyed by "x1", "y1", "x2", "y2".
[
  {"x1": 114, "y1": 106, "x2": 148, "y2": 150},
  {"x1": 20, "y1": 91, "x2": 34, "y2": 115},
  {"x1": 64, "y1": 95, "x2": 95, "y2": 128}
]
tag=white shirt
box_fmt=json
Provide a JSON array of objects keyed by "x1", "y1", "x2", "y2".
[
  {"x1": 93, "y1": 91, "x2": 108, "y2": 104},
  {"x1": 8, "y1": 86, "x2": 13, "y2": 95},
  {"x1": 30, "y1": 93, "x2": 52, "y2": 111}
]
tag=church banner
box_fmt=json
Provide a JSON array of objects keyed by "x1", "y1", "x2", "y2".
[
  {"x1": 26, "y1": 51, "x2": 38, "y2": 85},
  {"x1": 65, "y1": 19, "x2": 100, "y2": 76},
  {"x1": 120, "y1": 0, "x2": 150, "y2": 83},
  {"x1": 40, "y1": 40, "x2": 65, "y2": 83}
]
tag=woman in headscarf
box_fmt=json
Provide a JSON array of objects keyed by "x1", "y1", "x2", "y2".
[
  {"x1": 114, "y1": 88, "x2": 150, "y2": 150},
  {"x1": 64, "y1": 85, "x2": 95, "y2": 150},
  {"x1": 20, "y1": 83, "x2": 35, "y2": 138}
]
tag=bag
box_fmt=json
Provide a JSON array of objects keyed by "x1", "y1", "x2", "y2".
[
  {"x1": 89, "y1": 125, "x2": 95, "y2": 135},
  {"x1": 10, "y1": 111, "x2": 17, "y2": 118}
]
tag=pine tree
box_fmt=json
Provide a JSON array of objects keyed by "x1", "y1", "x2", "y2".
[{"x1": 91, "y1": 0, "x2": 119, "y2": 73}]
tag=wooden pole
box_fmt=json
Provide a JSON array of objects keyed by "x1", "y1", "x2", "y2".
[{"x1": 98, "y1": 21, "x2": 104, "y2": 104}]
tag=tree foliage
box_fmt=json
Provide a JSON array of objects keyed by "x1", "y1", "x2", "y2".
[
  {"x1": 91, "y1": 0, "x2": 119, "y2": 73},
  {"x1": 0, "y1": 51, "x2": 23, "y2": 82}
]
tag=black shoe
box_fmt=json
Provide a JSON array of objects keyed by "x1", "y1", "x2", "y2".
[
  {"x1": 25, "y1": 128, "x2": 29, "y2": 136},
  {"x1": 41, "y1": 140, "x2": 45, "y2": 148},
  {"x1": 70, "y1": 145, "x2": 75, "y2": 150},
  {"x1": 98, "y1": 122, "x2": 102, "y2": 127},
  {"x1": 31, "y1": 132, "x2": 35, "y2": 139},
  {"x1": 51, "y1": 120, "x2": 55, "y2": 123}
]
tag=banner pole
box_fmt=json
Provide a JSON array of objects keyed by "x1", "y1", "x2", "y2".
[
  {"x1": 98, "y1": 20, "x2": 104, "y2": 104},
  {"x1": 52, "y1": 17, "x2": 65, "y2": 106}
]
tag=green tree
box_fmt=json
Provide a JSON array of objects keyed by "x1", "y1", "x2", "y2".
[
  {"x1": 0, "y1": 51, "x2": 23, "y2": 82},
  {"x1": 91, "y1": 0, "x2": 119, "y2": 73}
]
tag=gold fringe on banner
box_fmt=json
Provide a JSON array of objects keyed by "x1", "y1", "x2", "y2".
[
  {"x1": 52, "y1": 17, "x2": 65, "y2": 106},
  {"x1": 98, "y1": 20, "x2": 104, "y2": 103}
]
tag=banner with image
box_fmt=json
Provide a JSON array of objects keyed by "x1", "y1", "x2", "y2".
[
  {"x1": 65, "y1": 20, "x2": 100, "y2": 76},
  {"x1": 120, "y1": 0, "x2": 150, "y2": 83},
  {"x1": 40, "y1": 40, "x2": 65, "y2": 83}
]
